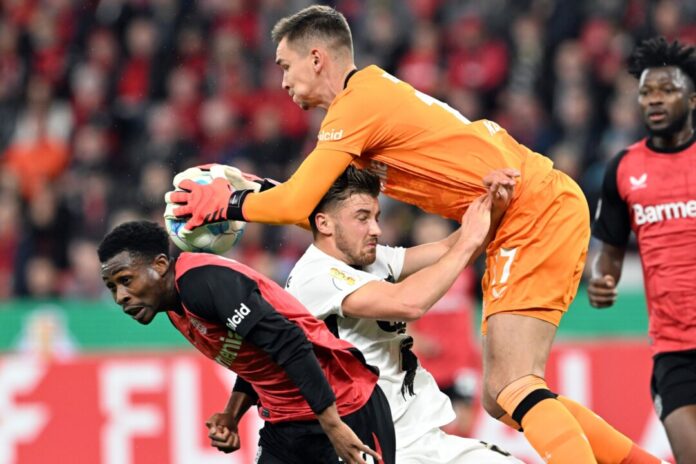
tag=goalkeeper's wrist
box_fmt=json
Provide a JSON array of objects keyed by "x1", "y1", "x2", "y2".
[
  {"x1": 227, "y1": 189, "x2": 254, "y2": 221},
  {"x1": 258, "y1": 178, "x2": 278, "y2": 192}
]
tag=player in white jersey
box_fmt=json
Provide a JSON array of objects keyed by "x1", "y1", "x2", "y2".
[{"x1": 285, "y1": 166, "x2": 522, "y2": 463}]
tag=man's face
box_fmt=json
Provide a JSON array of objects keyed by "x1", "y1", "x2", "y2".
[
  {"x1": 101, "y1": 251, "x2": 167, "y2": 325},
  {"x1": 638, "y1": 66, "x2": 695, "y2": 136},
  {"x1": 330, "y1": 193, "x2": 381, "y2": 267},
  {"x1": 276, "y1": 37, "x2": 321, "y2": 110}
]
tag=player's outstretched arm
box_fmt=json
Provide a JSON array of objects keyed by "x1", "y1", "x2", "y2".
[
  {"x1": 167, "y1": 149, "x2": 354, "y2": 230},
  {"x1": 342, "y1": 195, "x2": 492, "y2": 321},
  {"x1": 588, "y1": 241, "x2": 626, "y2": 308}
]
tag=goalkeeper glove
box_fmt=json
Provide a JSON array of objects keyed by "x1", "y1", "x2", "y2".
[{"x1": 165, "y1": 164, "x2": 278, "y2": 231}]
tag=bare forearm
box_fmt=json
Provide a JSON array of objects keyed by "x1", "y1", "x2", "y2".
[
  {"x1": 466, "y1": 206, "x2": 504, "y2": 265},
  {"x1": 396, "y1": 238, "x2": 479, "y2": 317},
  {"x1": 316, "y1": 403, "x2": 342, "y2": 431},
  {"x1": 223, "y1": 390, "x2": 256, "y2": 421},
  {"x1": 591, "y1": 243, "x2": 625, "y2": 282}
]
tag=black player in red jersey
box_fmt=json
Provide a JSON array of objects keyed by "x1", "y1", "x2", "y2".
[
  {"x1": 590, "y1": 37, "x2": 696, "y2": 464},
  {"x1": 98, "y1": 220, "x2": 395, "y2": 464}
]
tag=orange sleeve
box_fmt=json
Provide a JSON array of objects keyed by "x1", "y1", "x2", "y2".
[{"x1": 241, "y1": 148, "x2": 355, "y2": 225}]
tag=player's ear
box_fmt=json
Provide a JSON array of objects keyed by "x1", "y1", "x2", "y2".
[
  {"x1": 310, "y1": 48, "x2": 322, "y2": 72},
  {"x1": 153, "y1": 254, "x2": 170, "y2": 277},
  {"x1": 314, "y1": 212, "x2": 332, "y2": 235}
]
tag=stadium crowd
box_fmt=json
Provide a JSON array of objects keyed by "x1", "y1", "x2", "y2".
[{"x1": 1, "y1": 0, "x2": 695, "y2": 301}]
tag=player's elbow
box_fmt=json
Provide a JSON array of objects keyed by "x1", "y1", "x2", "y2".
[{"x1": 398, "y1": 303, "x2": 428, "y2": 322}]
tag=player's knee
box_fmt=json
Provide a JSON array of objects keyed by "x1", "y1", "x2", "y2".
[{"x1": 496, "y1": 375, "x2": 556, "y2": 425}]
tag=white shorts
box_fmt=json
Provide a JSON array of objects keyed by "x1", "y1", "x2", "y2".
[{"x1": 396, "y1": 427, "x2": 523, "y2": 464}]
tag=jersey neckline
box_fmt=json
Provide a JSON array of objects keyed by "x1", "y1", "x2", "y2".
[{"x1": 645, "y1": 131, "x2": 696, "y2": 154}]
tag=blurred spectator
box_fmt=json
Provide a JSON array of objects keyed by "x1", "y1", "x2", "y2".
[
  {"x1": 198, "y1": 97, "x2": 242, "y2": 164},
  {"x1": 353, "y1": 2, "x2": 413, "y2": 71},
  {"x1": 126, "y1": 102, "x2": 196, "y2": 173},
  {"x1": 396, "y1": 20, "x2": 442, "y2": 95},
  {"x1": 136, "y1": 161, "x2": 174, "y2": 216},
  {"x1": 445, "y1": 14, "x2": 509, "y2": 103},
  {"x1": 62, "y1": 237, "x2": 106, "y2": 299},
  {"x1": 115, "y1": 16, "x2": 158, "y2": 118},
  {"x1": 0, "y1": 190, "x2": 21, "y2": 298},
  {"x1": 3, "y1": 75, "x2": 72, "y2": 200},
  {"x1": 166, "y1": 66, "x2": 202, "y2": 142},
  {"x1": 24, "y1": 255, "x2": 61, "y2": 299},
  {"x1": 70, "y1": 122, "x2": 111, "y2": 173},
  {"x1": 0, "y1": 19, "x2": 25, "y2": 152},
  {"x1": 69, "y1": 63, "x2": 110, "y2": 128},
  {"x1": 175, "y1": 24, "x2": 208, "y2": 79}
]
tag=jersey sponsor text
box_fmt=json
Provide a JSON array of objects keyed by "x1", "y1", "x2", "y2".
[
  {"x1": 214, "y1": 330, "x2": 243, "y2": 368},
  {"x1": 633, "y1": 200, "x2": 696, "y2": 225},
  {"x1": 318, "y1": 128, "x2": 344, "y2": 141},
  {"x1": 226, "y1": 302, "x2": 251, "y2": 330}
]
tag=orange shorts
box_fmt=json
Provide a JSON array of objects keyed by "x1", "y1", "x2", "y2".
[{"x1": 481, "y1": 169, "x2": 590, "y2": 334}]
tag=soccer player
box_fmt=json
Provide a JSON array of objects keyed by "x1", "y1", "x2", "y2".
[
  {"x1": 168, "y1": 6, "x2": 663, "y2": 463},
  {"x1": 285, "y1": 166, "x2": 522, "y2": 463},
  {"x1": 98, "y1": 220, "x2": 395, "y2": 464},
  {"x1": 589, "y1": 37, "x2": 696, "y2": 464}
]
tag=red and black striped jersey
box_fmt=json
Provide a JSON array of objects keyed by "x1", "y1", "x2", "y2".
[{"x1": 167, "y1": 252, "x2": 378, "y2": 423}]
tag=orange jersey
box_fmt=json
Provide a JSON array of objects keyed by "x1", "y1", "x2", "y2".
[
  {"x1": 243, "y1": 65, "x2": 554, "y2": 224},
  {"x1": 242, "y1": 65, "x2": 590, "y2": 316},
  {"x1": 317, "y1": 65, "x2": 554, "y2": 221}
]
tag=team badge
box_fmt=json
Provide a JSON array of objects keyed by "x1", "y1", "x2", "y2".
[
  {"x1": 630, "y1": 173, "x2": 648, "y2": 190},
  {"x1": 329, "y1": 267, "x2": 357, "y2": 290}
]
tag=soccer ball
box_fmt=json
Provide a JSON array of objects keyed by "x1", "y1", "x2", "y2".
[{"x1": 164, "y1": 174, "x2": 245, "y2": 254}]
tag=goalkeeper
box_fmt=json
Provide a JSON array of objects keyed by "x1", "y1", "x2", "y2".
[{"x1": 167, "y1": 5, "x2": 663, "y2": 464}]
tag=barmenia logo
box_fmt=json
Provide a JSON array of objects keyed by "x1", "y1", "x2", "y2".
[
  {"x1": 226, "y1": 303, "x2": 252, "y2": 331},
  {"x1": 318, "y1": 128, "x2": 344, "y2": 141},
  {"x1": 633, "y1": 200, "x2": 696, "y2": 225}
]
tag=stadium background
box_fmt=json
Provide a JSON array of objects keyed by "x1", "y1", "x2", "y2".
[{"x1": 1, "y1": 0, "x2": 695, "y2": 462}]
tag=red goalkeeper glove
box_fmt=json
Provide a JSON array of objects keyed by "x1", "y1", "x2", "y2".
[
  {"x1": 165, "y1": 164, "x2": 279, "y2": 231},
  {"x1": 167, "y1": 177, "x2": 239, "y2": 231}
]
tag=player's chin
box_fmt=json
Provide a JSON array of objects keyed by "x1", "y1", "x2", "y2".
[
  {"x1": 136, "y1": 308, "x2": 158, "y2": 325},
  {"x1": 358, "y1": 249, "x2": 377, "y2": 266}
]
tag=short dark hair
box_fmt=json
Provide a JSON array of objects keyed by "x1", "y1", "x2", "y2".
[
  {"x1": 309, "y1": 166, "x2": 381, "y2": 233},
  {"x1": 271, "y1": 5, "x2": 353, "y2": 54},
  {"x1": 628, "y1": 37, "x2": 696, "y2": 88},
  {"x1": 98, "y1": 220, "x2": 170, "y2": 263}
]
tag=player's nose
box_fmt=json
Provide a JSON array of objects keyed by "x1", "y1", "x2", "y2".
[
  {"x1": 115, "y1": 287, "x2": 131, "y2": 306},
  {"x1": 369, "y1": 220, "x2": 382, "y2": 237}
]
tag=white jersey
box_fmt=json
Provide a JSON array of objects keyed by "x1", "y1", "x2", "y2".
[{"x1": 286, "y1": 244, "x2": 455, "y2": 447}]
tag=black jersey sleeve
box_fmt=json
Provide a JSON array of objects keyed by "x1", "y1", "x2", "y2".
[
  {"x1": 233, "y1": 376, "x2": 259, "y2": 402},
  {"x1": 592, "y1": 150, "x2": 632, "y2": 247},
  {"x1": 178, "y1": 265, "x2": 336, "y2": 414}
]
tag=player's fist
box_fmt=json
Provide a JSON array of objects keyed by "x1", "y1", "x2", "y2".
[
  {"x1": 482, "y1": 168, "x2": 520, "y2": 212},
  {"x1": 587, "y1": 274, "x2": 618, "y2": 308},
  {"x1": 205, "y1": 412, "x2": 241, "y2": 454}
]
